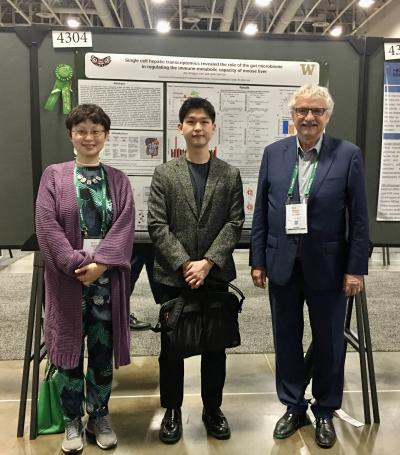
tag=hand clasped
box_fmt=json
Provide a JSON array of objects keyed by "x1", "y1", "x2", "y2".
[
  {"x1": 182, "y1": 259, "x2": 213, "y2": 289},
  {"x1": 75, "y1": 262, "x2": 108, "y2": 286}
]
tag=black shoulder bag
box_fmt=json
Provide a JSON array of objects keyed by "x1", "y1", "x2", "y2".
[{"x1": 152, "y1": 283, "x2": 245, "y2": 358}]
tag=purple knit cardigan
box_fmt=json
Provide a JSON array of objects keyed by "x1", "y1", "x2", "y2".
[{"x1": 35, "y1": 161, "x2": 134, "y2": 369}]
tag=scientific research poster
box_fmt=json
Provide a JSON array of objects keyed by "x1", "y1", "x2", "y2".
[
  {"x1": 83, "y1": 53, "x2": 320, "y2": 229},
  {"x1": 377, "y1": 62, "x2": 400, "y2": 221}
]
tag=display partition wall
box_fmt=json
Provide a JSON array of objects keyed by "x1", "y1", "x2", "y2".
[{"x1": 2, "y1": 25, "x2": 399, "y2": 246}]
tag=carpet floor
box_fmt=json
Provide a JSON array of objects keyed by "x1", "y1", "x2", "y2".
[{"x1": 0, "y1": 255, "x2": 399, "y2": 359}]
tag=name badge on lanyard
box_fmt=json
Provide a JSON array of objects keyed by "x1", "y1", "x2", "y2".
[
  {"x1": 82, "y1": 238, "x2": 102, "y2": 254},
  {"x1": 285, "y1": 158, "x2": 317, "y2": 235},
  {"x1": 286, "y1": 203, "x2": 308, "y2": 234}
]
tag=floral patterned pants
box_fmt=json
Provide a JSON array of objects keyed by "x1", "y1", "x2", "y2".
[{"x1": 56, "y1": 273, "x2": 113, "y2": 422}]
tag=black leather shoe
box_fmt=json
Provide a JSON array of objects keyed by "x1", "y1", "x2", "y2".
[
  {"x1": 159, "y1": 408, "x2": 182, "y2": 444},
  {"x1": 273, "y1": 412, "x2": 311, "y2": 439},
  {"x1": 315, "y1": 417, "x2": 336, "y2": 448},
  {"x1": 202, "y1": 408, "x2": 231, "y2": 440},
  {"x1": 129, "y1": 313, "x2": 151, "y2": 331}
]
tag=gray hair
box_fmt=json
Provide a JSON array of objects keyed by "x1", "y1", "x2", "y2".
[{"x1": 289, "y1": 84, "x2": 334, "y2": 114}]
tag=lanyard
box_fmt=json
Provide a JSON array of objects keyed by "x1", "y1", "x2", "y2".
[
  {"x1": 74, "y1": 165, "x2": 108, "y2": 238},
  {"x1": 287, "y1": 159, "x2": 318, "y2": 202}
]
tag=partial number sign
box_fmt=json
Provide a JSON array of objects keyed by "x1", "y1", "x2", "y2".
[
  {"x1": 52, "y1": 30, "x2": 92, "y2": 48},
  {"x1": 384, "y1": 43, "x2": 400, "y2": 61}
]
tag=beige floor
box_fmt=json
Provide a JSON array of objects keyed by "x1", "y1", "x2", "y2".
[
  {"x1": 1, "y1": 351, "x2": 399, "y2": 455},
  {"x1": 1, "y1": 252, "x2": 399, "y2": 454}
]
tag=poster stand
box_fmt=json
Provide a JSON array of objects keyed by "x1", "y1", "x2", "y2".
[
  {"x1": 382, "y1": 247, "x2": 391, "y2": 266},
  {"x1": 304, "y1": 284, "x2": 380, "y2": 424},
  {"x1": 18, "y1": 258, "x2": 380, "y2": 438},
  {"x1": 17, "y1": 247, "x2": 46, "y2": 440}
]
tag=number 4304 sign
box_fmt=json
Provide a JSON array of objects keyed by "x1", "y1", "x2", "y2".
[
  {"x1": 52, "y1": 31, "x2": 92, "y2": 48},
  {"x1": 384, "y1": 43, "x2": 400, "y2": 61}
]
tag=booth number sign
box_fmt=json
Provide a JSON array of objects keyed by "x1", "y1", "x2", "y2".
[
  {"x1": 384, "y1": 43, "x2": 400, "y2": 61},
  {"x1": 52, "y1": 31, "x2": 92, "y2": 48}
]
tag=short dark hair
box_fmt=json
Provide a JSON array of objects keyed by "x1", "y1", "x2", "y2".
[
  {"x1": 65, "y1": 104, "x2": 111, "y2": 135},
  {"x1": 178, "y1": 97, "x2": 216, "y2": 123}
]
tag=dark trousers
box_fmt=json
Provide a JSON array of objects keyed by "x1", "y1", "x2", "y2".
[
  {"x1": 158, "y1": 283, "x2": 227, "y2": 410},
  {"x1": 269, "y1": 260, "x2": 347, "y2": 419},
  {"x1": 129, "y1": 243, "x2": 161, "y2": 303},
  {"x1": 57, "y1": 276, "x2": 113, "y2": 421}
]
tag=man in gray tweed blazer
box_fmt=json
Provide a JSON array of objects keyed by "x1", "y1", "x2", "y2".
[{"x1": 148, "y1": 97, "x2": 244, "y2": 444}]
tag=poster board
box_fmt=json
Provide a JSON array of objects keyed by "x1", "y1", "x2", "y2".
[
  {"x1": 0, "y1": 30, "x2": 34, "y2": 247},
  {"x1": 0, "y1": 27, "x2": 378, "y2": 246},
  {"x1": 376, "y1": 62, "x2": 400, "y2": 222},
  {"x1": 79, "y1": 53, "x2": 319, "y2": 230},
  {"x1": 364, "y1": 41, "x2": 400, "y2": 246}
]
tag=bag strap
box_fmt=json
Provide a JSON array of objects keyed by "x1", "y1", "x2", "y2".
[
  {"x1": 228, "y1": 282, "x2": 245, "y2": 306},
  {"x1": 151, "y1": 320, "x2": 162, "y2": 333},
  {"x1": 184, "y1": 282, "x2": 245, "y2": 306},
  {"x1": 44, "y1": 361, "x2": 58, "y2": 381}
]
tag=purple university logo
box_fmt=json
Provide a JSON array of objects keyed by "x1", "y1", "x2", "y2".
[{"x1": 90, "y1": 55, "x2": 111, "y2": 67}]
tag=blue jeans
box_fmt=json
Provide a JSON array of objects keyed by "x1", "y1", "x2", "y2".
[{"x1": 130, "y1": 243, "x2": 161, "y2": 303}]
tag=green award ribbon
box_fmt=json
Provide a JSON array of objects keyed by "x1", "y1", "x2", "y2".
[{"x1": 44, "y1": 64, "x2": 73, "y2": 114}]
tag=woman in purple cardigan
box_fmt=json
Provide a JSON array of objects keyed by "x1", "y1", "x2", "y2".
[{"x1": 36, "y1": 104, "x2": 134, "y2": 453}]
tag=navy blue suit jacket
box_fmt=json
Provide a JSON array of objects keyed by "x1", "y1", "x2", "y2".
[{"x1": 250, "y1": 134, "x2": 369, "y2": 290}]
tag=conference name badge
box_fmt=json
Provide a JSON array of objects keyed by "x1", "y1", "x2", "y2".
[
  {"x1": 286, "y1": 203, "x2": 308, "y2": 234},
  {"x1": 83, "y1": 238, "x2": 102, "y2": 255}
]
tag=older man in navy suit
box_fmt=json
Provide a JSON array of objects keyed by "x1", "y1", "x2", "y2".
[{"x1": 250, "y1": 85, "x2": 369, "y2": 448}]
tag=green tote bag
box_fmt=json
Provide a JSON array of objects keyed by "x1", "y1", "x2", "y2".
[{"x1": 37, "y1": 362, "x2": 65, "y2": 435}]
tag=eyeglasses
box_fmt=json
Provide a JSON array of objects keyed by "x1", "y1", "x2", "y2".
[
  {"x1": 71, "y1": 129, "x2": 105, "y2": 137},
  {"x1": 293, "y1": 108, "x2": 327, "y2": 117}
]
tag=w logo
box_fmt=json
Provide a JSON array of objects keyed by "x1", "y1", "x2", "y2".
[{"x1": 300, "y1": 63, "x2": 316, "y2": 76}]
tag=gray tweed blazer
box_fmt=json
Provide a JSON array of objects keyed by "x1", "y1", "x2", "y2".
[{"x1": 148, "y1": 153, "x2": 245, "y2": 287}]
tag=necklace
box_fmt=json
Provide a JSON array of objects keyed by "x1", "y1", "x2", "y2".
[{"x1": 76, "y1": 172, "x2": 102, "y2": 185}]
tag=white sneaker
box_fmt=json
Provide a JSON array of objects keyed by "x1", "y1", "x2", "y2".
[
  {"x1": 61, "y1": 417, "x2": 84, "y2": 453},
  {"x1": 86, "y1": 415, "x2": 117, "y2": 449}
]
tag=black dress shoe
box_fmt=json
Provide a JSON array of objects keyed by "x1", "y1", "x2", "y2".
[
  {"x1": 202, "y1": 408, "x2": 231, "y2": 440},
  {"x1": 159, "y1": 408, "x2": 182, "y2": 444},
  {"x1": 273, "y1": 411, "x2": 311, "y2": 439},
  {"x1": 129, "y1": 313, "x2": 151, "y2": 331},
  {"x1": 315, "y1": 417, "x2": 336, "y2": 448}
]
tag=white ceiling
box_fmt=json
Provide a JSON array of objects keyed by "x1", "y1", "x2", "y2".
[{"x1": 0, "y1": 0, "x2": 398, "y2": 37}]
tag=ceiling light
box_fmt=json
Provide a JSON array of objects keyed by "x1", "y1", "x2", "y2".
[
  {"x1": 255, "y1": 0, "x2": 272, "y2": 6},
  {"x1": 66, "y1": 17, "x2": 80, "y2": 28},
  {"x1": 157, "y1": 20, "x2": 171, "y2": 33},
  {"x1": 244, "y1": 23, "x2": 258, "y2": 36},
  {"x1": 152, "y1": 0, "x2": 166, "y2": 3},
  {"x1": 183, "y1": 8, "x2": 201, "y2": 24},
  {"x1": 330, "y1": 25, "x2": 343, "y2": 37},
  {"x1": 183, "y1": 15, "x2": 200, "y2": 24},
  {"x1": 358, "y1": 0, "x2": 374, "y2": 8},
  {"x1": 36, "y1": 11, "x2": 53, "y2": 19}
]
